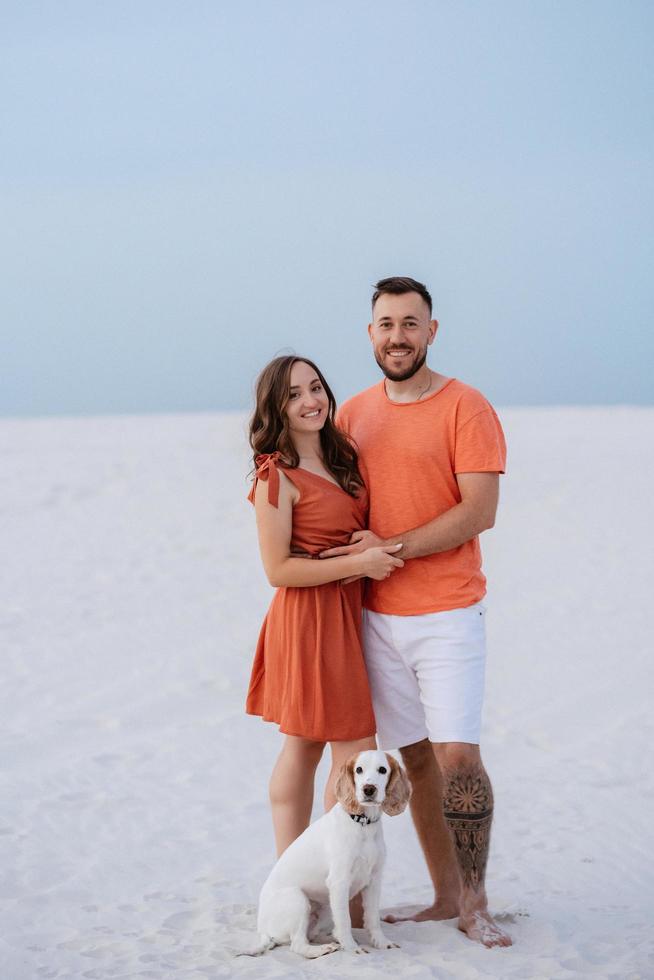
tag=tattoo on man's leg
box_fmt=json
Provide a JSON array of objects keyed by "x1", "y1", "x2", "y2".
[{"x1": 442, "y1": 764, "x2": 494, "y2": 893}]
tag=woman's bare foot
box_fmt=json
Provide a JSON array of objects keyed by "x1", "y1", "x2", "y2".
[
  {"x1": 458, "y1": 909, "x2": 513, "y2": 947},
  {"x1": 383, "y1": 898, "x2": 459, "y2": 923}
]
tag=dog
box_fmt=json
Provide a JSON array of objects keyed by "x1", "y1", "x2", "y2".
[{"x1": 238, "y1": 749, "x2": 411, "y2": 958}]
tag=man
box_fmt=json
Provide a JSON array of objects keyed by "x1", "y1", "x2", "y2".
[{"x1": 322, "y1": 276, "x2": 511, "y2": 948}]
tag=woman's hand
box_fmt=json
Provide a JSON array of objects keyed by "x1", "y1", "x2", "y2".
[{"x1": 354, "y1": 544, "x2": 404, "y2": 581}]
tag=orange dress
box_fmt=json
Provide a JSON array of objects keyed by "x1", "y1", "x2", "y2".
[{"x1": 246, "y1": 452, "x2": 376, "y2": 741}]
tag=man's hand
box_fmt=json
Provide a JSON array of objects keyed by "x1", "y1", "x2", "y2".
[{"x1": 319, "y1": 529, "x2": 384, "y2": 559}]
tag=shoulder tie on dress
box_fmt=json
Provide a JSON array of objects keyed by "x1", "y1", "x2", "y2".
[{"x1": 247, "y1": 452, "x2": 283, "y2": 508}]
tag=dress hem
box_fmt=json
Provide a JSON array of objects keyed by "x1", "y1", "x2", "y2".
[{"x1": 245, "y1": 708, "x2": 376, "y2": 743}]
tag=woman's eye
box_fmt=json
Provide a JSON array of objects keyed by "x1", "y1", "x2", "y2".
[
  {"x1": 355, "y1": 766, "x2": 363, "y2": 774},
  {"x1": 378, "y1": 766, "x2": 387, "y2": 774},
  {"x1": 289, "y1": 392, "x2": 298, "y2": 399}
]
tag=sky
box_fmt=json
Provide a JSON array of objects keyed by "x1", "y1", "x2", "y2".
[{"x1": 1, "y1": 0, "x2": 653, "y2": 415}]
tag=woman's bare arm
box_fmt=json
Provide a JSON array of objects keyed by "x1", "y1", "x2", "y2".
[{"x1": 254, "y1": 470, "x2": 403, "y2": 587}]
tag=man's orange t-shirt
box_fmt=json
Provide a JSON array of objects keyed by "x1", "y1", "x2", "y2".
[{"x1": 337, "y1": 378, "x2": 506, "y2": 616}]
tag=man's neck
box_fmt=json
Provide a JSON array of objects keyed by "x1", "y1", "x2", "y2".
[{"x1": 384, "y1": 368, "x2": 448, "y2": 404}]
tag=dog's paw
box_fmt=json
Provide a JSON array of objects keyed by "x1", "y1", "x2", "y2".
[
  {"x1": 338, "y1": 940, "x2": 368, "y2": 954},
  {"x1": 368, "y1": 932, "x2": 399, "y2": 949},
  {"x1": 315, "y1": 942, "x2": 340, "y2": 957}
]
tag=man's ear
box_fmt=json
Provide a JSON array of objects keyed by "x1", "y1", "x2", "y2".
[{"x1": 428, "y1": 319, "x2": 439, "y2": 345}]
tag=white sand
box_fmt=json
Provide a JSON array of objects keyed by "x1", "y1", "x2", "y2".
[{"x1": 1, "y1": 408, "x2": 653, "y2": 980}]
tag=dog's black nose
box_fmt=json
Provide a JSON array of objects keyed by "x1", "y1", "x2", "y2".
[{"x1": 363, "y1": 784, "x2": 376, "y2": 798}]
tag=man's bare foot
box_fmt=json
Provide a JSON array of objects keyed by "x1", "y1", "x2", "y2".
[
  {"x1": 383, "y1": 899, "x2": 459, "y2": 924},
  {"x1": 458, "y1": 909, "x2": 513, "y2": 948}
]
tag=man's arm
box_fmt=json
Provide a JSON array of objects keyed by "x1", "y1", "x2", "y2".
[{"x1": 320, "y1": 472, "x2": 500, "y2": 561}]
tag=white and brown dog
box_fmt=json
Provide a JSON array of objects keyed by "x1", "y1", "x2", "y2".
[{"x1": 239, "y1": 750, "x2": 411, "y2": 958}]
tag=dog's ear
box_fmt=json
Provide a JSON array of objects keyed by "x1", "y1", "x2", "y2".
[
  {"x1": 334, "y1": 754, "x2": 364, "y2": 815},
  {"x1": 382, "y1": 754, "x2": 412, "y2": 816}
]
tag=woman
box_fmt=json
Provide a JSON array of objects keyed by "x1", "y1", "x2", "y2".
[{"x1": 246, "y1": 355, "x2": 403, "y2": 856}]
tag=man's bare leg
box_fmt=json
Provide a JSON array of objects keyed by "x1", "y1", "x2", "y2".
[
  {"x1": 384, "y1": 739, "x2": 461, "y2": 923},
  {"x1": 434, "y1": 742, "x2": 512, "y2": 948}
]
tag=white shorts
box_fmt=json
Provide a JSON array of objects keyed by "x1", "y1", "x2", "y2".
[{"x1": 362, "y1": 602, "x2": 487, "y2": 750}]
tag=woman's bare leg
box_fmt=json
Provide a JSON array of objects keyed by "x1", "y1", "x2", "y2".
[{"x1": 269, "y1": 735, "x2": 325, "y2": 856}]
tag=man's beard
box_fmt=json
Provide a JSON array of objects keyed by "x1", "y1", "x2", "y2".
[{"x1": 375, "y1": 346, "x2": 428, "y2": 382}]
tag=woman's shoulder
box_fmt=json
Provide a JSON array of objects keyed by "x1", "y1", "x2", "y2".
[
  {"x1": 253, "y1": 450, "x2": 285, "y2": 473},
  {"x1": 249, "y1": 452, "x2": 308, "y2": 509},
  {"x1": 249, "y1": 452, "x2": 286, "y2": 507}
]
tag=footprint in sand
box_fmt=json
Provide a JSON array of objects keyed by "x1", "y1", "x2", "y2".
[{"x1": 162, "y1": 910, "x2": 196, "y2": 930}]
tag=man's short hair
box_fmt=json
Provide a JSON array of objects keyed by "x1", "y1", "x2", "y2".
[{"x1": 372, "y1": 276, "x2": 433, "y2": 314}]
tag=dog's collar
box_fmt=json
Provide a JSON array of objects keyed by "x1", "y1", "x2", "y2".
[{"x1": 348, "y1": 811, "x2": 381, "y2": 825}]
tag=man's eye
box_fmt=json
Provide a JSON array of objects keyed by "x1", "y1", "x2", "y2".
[
  {"x1": 355, "y1": 766, "x2": 363, "y2": 774},
  {"x1": 378, "y1": 766, "x2": 387, "y2": 774}
]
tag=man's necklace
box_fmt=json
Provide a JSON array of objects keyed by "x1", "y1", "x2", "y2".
[
  {"x1": 385, "y1": 373, "x2": 433, "y2": 402},
  {"x1": 416, "y1": 375, "x2": 433, "y2": 400}
]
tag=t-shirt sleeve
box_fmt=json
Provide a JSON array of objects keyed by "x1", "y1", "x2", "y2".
[{"x1": 454, "y1": 407, "x2": 507, "y2": 474}]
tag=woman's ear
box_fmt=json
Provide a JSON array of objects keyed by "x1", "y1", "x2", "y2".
[
  {"x1": 381, "y1": 754, "x2": 412, "y2": 816},
  {"x1": 334, "y1": 754, "x2": 364, "y2": 815}
]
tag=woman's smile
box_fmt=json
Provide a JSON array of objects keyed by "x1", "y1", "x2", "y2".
[{"x1": 287, "y1": 361, "x2": 329, "y2": 431}]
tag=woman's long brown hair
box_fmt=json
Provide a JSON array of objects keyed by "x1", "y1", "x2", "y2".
[{"x1": 249, "y1": 356, "x2": 364, "y2": 496}]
